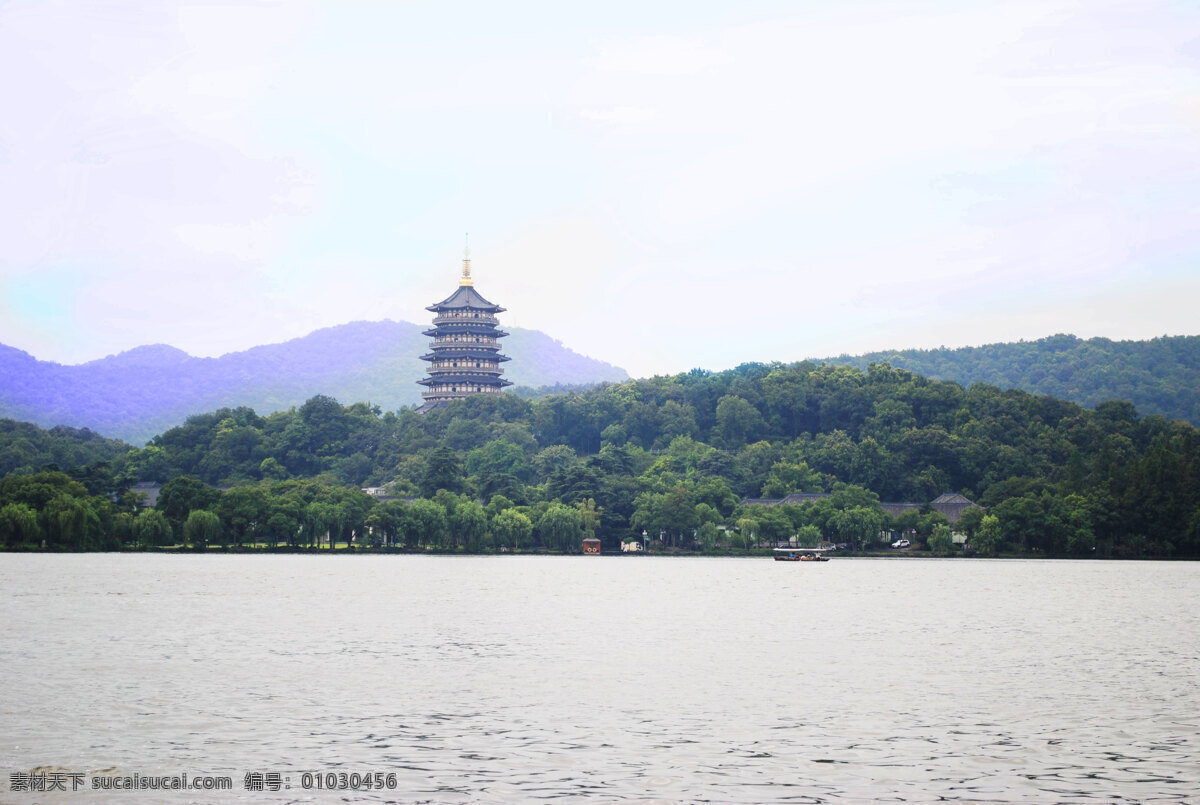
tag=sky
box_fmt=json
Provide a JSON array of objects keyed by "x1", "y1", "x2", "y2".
[{"x1": 1, "y1": 0, "x2": 1198, "y2": 379}]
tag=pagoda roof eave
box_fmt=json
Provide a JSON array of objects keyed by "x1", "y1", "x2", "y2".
[
  {"x1": 419, "y1": 375, "x2": 509, "y2": 384},
  {"x1": 425, "y1": 284, "x2": 505, "y2": 312},
  {"x1": 422, "y1": 326, "x2": 508, "y2": 338}
]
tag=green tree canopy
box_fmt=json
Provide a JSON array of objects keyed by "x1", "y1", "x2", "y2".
[
  {"x1": 183, "y1": 509, "x2": 221, "y2": 550},
  {"x1": 537, "y1": 503, "x2": 582, "y2": 552}
]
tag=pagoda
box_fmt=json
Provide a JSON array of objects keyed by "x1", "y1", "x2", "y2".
[{"x1": 417, "y1": 247, "x2": 512, "y2": 410}]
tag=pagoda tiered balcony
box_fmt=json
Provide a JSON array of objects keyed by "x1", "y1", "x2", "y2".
[
  {"x1": 429, "y1": 335, "x2": 502, "y2": 348},
  {"x1": 420, "y1": 381, "x2": 512, "y2": 394},
  {"x1": 427, "y1": 359, "x2": 503, "y2": 371},
  {"x1": 432, "y1": 311, "x2": 498, "y2": 326},
  {"x1": 422, "y1": 363, "x2": 505, "y2": 375},
  {"x1": 420, "y1": 350, "x2": 510, "y2": 362},
  {"x1": 419, "y1": 388, "x2": 504, "y2": 403}
]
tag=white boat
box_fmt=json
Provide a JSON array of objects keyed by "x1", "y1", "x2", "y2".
[{"x1": 773, "y1": 547, "x2": 830, "y2": 562}]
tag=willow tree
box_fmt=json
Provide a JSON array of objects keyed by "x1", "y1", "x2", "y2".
[
  {"x1": 134, "y1": 508, "x2": 173, "y2": 548},
  {"x1": 0, "y1": 502, "x2": 40, "y2": 548},
  {"x1": 537, "y1": 503, "x2": 582, "y2": 552},
  {"x1": 492, "y1": 508, "x2": 532, "y2": 550},
  {"x1": 184, "y1": 509, "x2": 221, "y2": 550}
]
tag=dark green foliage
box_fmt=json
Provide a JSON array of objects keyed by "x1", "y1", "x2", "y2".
[
  {"x1": 0, "y1": 471, "x2": 116, "y2": 550},
  {"x1": 406, "y1": 499, "x2": 448, "y2": 547},
  {"x1": 421, "y1": 446, "x2": 465, "y2": 497},
  {"x1": 133, "y1": 509, "x2": 172, "y2": 548},
  {"x1": 825, "y1": 334, "x2": 1200, "y2": 425},
  {"x1": 0, "y1": 502, "x2": 41, "y2": 548},
  {"x1": 450, "y1": 500, "x2": 489, "y2": 550},
  {"x1": 2, "y1": 354, "x2": 1199, "y2": 557},
  {"x1": 156, "y1": 475, "x2": 221, "y2": 534},
  {"x1": 0, "y1": 419, "x2": 132, "y2": 477}
]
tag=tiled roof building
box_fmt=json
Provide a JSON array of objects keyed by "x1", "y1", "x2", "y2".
[{"x1": 929, "y1": 493, "x2": 979, "y2": 523}]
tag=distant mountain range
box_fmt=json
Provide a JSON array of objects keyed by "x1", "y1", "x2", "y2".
[
  {"x1": 4, "y1": 328, "x2": 1196, "y2": 445},
  {"x1": 820, "y1": 334, "x2": 1200, "y2": 426},
  {"x1": 0, "y1": 321, "x2": 627, "y2": 443}
]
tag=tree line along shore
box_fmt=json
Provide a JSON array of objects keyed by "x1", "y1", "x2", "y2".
[{"x1": 2, "y1": 361, "x2": 1197, "y2": 558}]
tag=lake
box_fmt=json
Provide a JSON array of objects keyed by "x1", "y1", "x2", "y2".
[{"x1": 1, "y1": 554, "x2": 1197, "y2": 802}]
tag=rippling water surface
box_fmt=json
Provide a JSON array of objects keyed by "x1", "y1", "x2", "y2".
[{"x1": 1, "y1": 555, "x2": 1197, "y2": 802}]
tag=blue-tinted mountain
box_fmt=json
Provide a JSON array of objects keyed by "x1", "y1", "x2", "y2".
[
  {"x1": 0, "y1": 321, "x2": 627, "y2": 443},
  {"x1": 821, "y1": 334, "x2": 1200, "y2": 425}
]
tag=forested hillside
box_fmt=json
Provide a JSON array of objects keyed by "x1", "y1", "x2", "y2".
[
  {"x1": 0, "y1": 320, "x2": 627, "y2": 443},
  {"x1": 824, "y1": 334, "x2": 1200, "y2": 425},
  {"x1": 0, "y1": 419, "x2": 131, "y2": 477},
  {"x1": 2, "y1": 361, "x2": 1197, "y2": 559}
]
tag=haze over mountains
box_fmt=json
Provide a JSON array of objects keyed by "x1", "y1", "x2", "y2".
[
  {"x1": 0, "y1": 321, "x2": 627, "y2": 443},
  {"x1": 2, "y1": 325, "x2": 1197, "y2": 445}
]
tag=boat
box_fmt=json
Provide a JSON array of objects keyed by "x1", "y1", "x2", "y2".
[{"x1": 773, "y1": 547, "x2": 831, "y2": 562}]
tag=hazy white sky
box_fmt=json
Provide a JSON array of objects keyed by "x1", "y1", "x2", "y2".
[{"x1": 1, "y1": 0, "x2": 1197, "y2": 378}]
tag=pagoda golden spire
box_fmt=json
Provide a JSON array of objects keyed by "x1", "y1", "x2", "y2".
[{"x1": 460, "y1": 233, "x2": 473, "y2": 286}]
